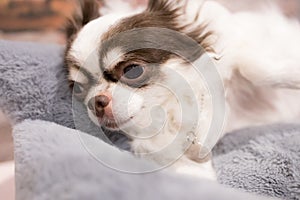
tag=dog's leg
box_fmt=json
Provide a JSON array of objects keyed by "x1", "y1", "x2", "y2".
[
  {"x1": 220, "y1": 9, "x2": 300, "y2": 90},
  {"x1": 173, "y1": 158, "x2": 217, "y2": 180},
  {"x1": 236, "y1": 56, "x2": 300, "y2": 90}
]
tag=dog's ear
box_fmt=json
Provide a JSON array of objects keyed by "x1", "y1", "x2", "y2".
[
  {"x1": 66, "y1": 0, "x2": 101, "y2": 40},
  {"x1": 146, "y1": 0, "x2": 213, "y2": 53},
  {"x1": 147, "y1": 0, "x2": 182, "y2": 13}
]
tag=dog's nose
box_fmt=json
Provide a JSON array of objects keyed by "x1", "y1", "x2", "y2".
[
  {"x1": 88, "y1": 94, "x2": 111, "y2": 117},
  {"x1": 95, "y1": 95, "x2": 110, "y2": 108}
]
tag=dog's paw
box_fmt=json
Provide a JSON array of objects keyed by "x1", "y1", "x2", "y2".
[{"x1": 175, "y1": 160, "x2": 217, "y2": 181}]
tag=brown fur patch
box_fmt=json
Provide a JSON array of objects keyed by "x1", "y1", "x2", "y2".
[
  {"x1": 101, "y1": 0, "x2": 213, "y2": 53},
  {"x1": 64, "y1": 0, "x2": 101, "y2": 56},
  {"x1": 102, "y1": 48, "x2": 166, "y2": 87},
  {"x1": 65, "y1": 0, "x2": 101, "y2": 40}
]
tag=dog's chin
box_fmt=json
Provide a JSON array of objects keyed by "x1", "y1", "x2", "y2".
[
  {"x1": 87, "y1": 109, "x2": 139, "y2": 132},
  {"x1": 94, "y1": 116, "x2": 133, "y2": 132}
]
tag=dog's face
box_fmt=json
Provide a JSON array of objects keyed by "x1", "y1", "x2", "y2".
[{"x1": 65, "y1": 0, "x2": 213, "y2": 138}]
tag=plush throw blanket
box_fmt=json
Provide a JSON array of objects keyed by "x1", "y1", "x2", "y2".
[{"x1": 1, "y1": 40, "x2": 300, "y2": 200}]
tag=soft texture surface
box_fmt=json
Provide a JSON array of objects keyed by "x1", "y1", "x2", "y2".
[
  {"x1": 214, "y1": 124, "x2": 300, "y2": 199},
  {"x1": 1, "y1": 40, "x2": 299, "y2": 200},
  {"x1": 0, "y1": 40, "x2": 129, "y2": 149},
  {"x1": 13, "y1": 120, "x2": 267, "y2": 200}
]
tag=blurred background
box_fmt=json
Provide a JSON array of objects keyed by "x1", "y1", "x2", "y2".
[
  {"x1": 0, "y1": 0, "x2": 299, "y2": 44},
  {"x1": 0, "y1": 0, "x2": 79, "y2": 44},
  {"x1": 0, "y1": 0, "x2": 299, "y2": 200}
]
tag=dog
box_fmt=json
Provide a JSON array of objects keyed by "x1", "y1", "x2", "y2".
[{"x1": 64, "y1": 0, "x2": 300, "y2": 180}]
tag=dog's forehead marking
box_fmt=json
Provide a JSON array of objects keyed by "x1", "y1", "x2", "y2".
[
  {"x1": 69, "y1": 14, "x2": 128, "y2": 76},
  {"x1": 103, "y1": 47, "x2": 125, "y2": 71}
]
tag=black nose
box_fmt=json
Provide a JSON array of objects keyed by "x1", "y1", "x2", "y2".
[{"x1": 88, "y1": 95, "x2": 110, "y2": 115}]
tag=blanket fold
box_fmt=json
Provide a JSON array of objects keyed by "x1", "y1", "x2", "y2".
[{"x1": 13, "y1": 120, "x2": 271, "y2": 200}]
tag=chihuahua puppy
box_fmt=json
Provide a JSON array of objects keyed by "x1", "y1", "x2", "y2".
[{"x1": 65, "y1": 0, "x2": 300, "y2": 180}]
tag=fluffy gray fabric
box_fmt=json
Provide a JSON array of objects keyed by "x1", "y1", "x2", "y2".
[
  {"x1": 214, "y1": 125, "x2": 300, "y2": 199},
  {"x1": 0, "y1": 40, "x2": 299, "y2": 199},
  {"x1": 0, "y1": 40, "x2": 129, "y2": 149},
  {"x1": 13, "y1": 120, "x2": 267, "y2": 200}
]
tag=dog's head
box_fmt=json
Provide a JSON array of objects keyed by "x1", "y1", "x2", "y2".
[{"x1": 65, "y1": 0, "x2": 213, "y2": 139}]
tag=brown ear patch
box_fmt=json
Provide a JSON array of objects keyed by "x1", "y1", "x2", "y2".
[
  {"x1": 65, "y1": 0, "x2": 101, "y2": 41},
  {"x1": 65, "y1": 0, "x2": 102, "y2": 66},
  {"x1": 147, "y1": 0, "x2": 180, "y2": 13},
  {"x1": 101, "y1": 0, "x2": 214, "y2": 55}
]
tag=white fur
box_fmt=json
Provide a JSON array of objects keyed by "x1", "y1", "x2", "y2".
[
  {"x1": 198, "y1": 2, "x2": 300, "y2": 131},
  {"x1": 103, "y1": 47, "x2": 125, "y2": 70},
  {"x1": 174, "y1": 159, "x2": 216, "y2": 180},
  {"x1": 100, "y1": 0, "x2": 145, "y2": 15},
  {"x1": 69, "y1": 0, "x2": 300, "y2": 180}
]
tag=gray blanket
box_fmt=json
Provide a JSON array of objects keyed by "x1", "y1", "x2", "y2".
[{"x1": 1, "y1": 40, "x2": 299, "y2": 200}]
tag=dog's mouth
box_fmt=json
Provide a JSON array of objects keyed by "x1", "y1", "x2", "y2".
[{"x1": 98, "y1": 116, "x2": 132, "y2": 131}]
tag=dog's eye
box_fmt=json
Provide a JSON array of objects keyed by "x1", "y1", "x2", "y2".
[
  {"x1": 123, "y1": 64, "x2": 144, "y2": 80},
  {"x1": 73, "y1": 83, "x2": 84, "y2": 94},
  {"x1": 69, "y1": 81, "x2": 87, "y2": 100}
]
